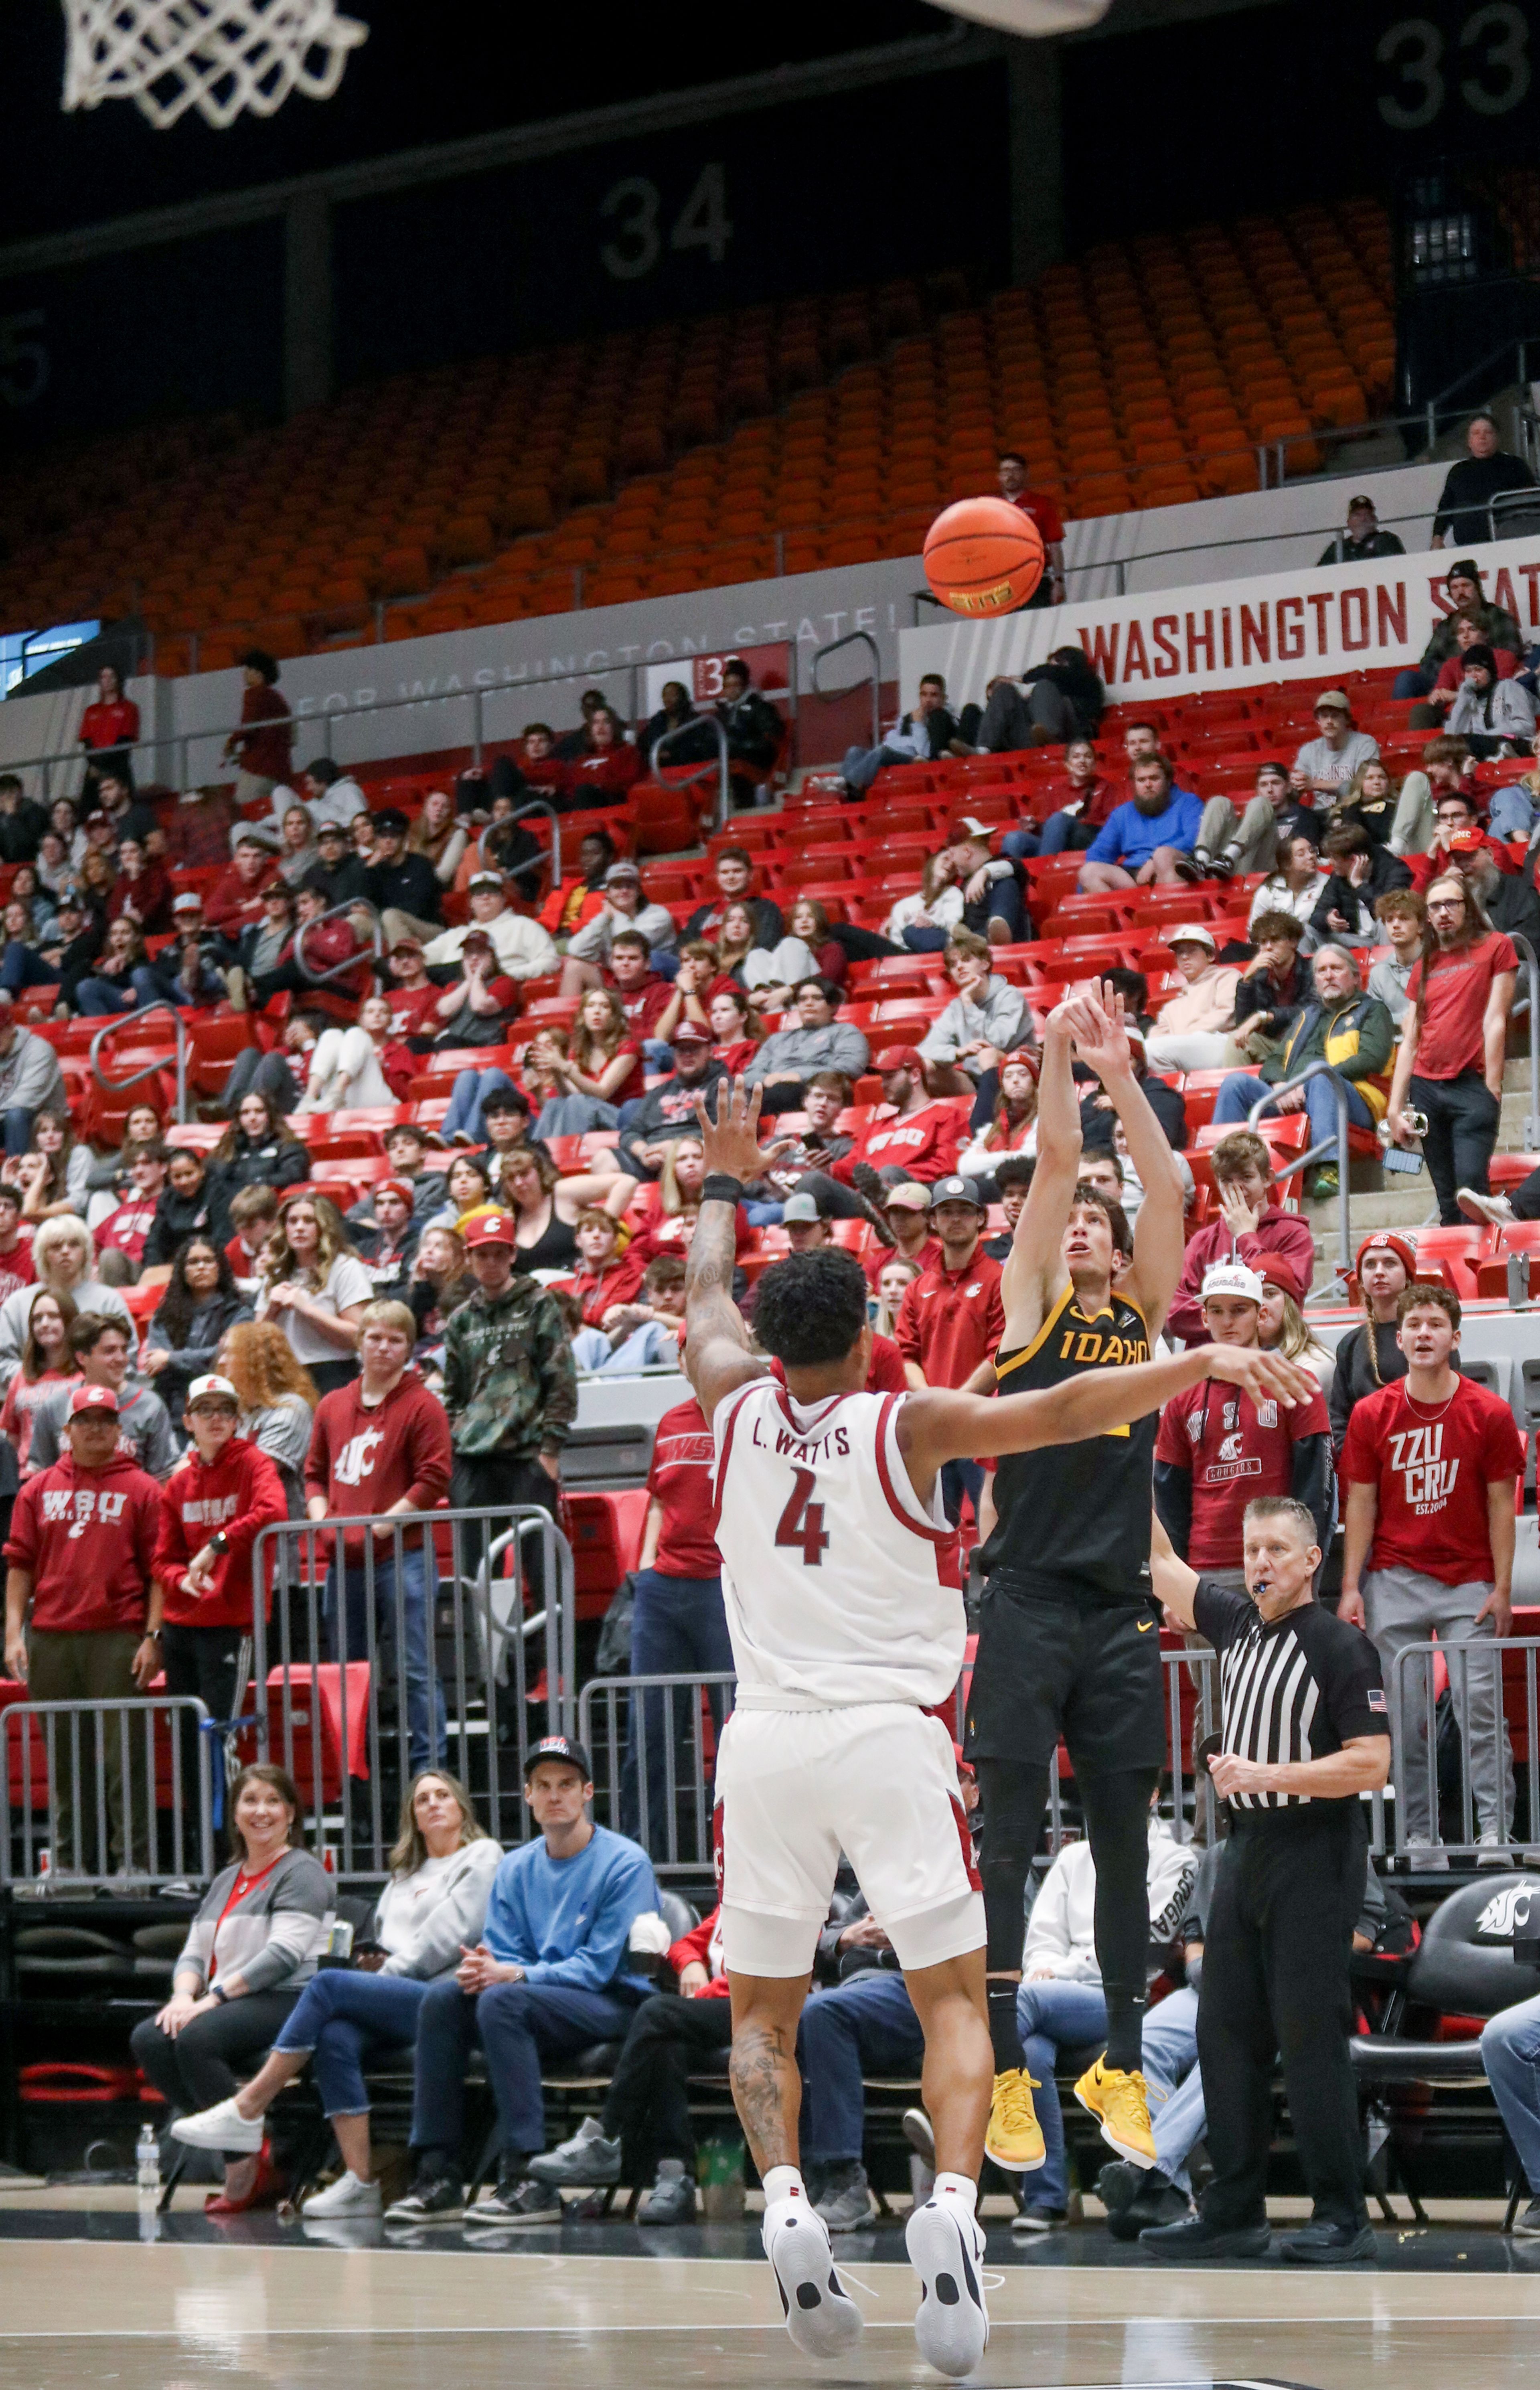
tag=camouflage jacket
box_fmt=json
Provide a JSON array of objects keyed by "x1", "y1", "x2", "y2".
[{"x1": 441, "y1": 1276, "x2": 578, "y2": 1459}]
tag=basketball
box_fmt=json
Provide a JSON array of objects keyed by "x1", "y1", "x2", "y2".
[{"x1": 923, "y1": 496, "x2": 1046, "y2": 616}]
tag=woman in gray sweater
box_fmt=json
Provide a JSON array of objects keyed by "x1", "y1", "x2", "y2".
[
  {"x1": 168, "y1": 1770, "x2": 500, "y2": 2219},
  {"x1": 130, "y1": 1763, "x2": 330, "y2": 2214}
]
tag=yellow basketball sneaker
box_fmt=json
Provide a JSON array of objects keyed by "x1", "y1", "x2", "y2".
[
  {"x1": 985, "y1": 2068, "x2": 1046, "y2": 2173},
  {"x1": 1074, "y1": 2058, "x2": 1156, "y2": 2168}
]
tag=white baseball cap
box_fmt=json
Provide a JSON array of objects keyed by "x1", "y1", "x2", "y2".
[
  {"x1": 1168, "y1": 924, "x2": 1216, "y2": 953},
  {"x1": 187, "y1": 1374, "x2": 240, "y2": 1407},
  {"x1": 1200, "y1": 1261, "x2": 1264, "y2": 1306}
]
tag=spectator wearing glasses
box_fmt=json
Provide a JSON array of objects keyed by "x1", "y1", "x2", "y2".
[
  {"x1": 1386, "y1": 872, "x2": 1517, "y2": 1223},
  {"x1": 1208, "y1": 945, "x2": 1394, "y2": 1199}
]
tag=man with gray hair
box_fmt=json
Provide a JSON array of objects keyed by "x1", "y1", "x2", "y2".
[{"x1": 1207, "y1": 945, "x2": 1396, "y2": 1197}]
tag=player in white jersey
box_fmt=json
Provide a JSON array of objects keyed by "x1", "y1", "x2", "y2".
[{"x1": 684, "y1": 1080, "x2": 1313, "y2": 2380}]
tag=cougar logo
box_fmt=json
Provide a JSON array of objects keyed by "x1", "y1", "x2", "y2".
[
  {"x1": 1218, "y1": 1431, "x2": 1244, "y2": 1463},
  {"x1": 333, "y1": 1427, "x2": 385, "y2": 1487},
  {"x1": 1476, "y1": 1882, "x2": 1540, "y2": 1939}
]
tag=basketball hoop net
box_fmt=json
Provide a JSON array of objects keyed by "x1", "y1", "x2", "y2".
[{"x1": 61, "y1": 0, "x2": 369, "y2": 129}]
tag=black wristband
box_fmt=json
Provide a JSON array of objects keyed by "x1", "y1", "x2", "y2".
[{"x1": 702, "y1": 1174, "x2": 745, "y2": 1207}]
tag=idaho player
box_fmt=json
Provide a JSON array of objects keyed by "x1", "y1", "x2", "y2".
[
  {"x1": 969, "y1": 986, "x2": 1186, "y2": 2183},
  {"x1": 684, "y1": 1078, "x2": 1311, "y2": 2378}
]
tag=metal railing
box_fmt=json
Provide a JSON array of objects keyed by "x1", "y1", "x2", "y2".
[
  {"x1": 1510, "y1": 933, "x2": 1540, "y2": 1152},
  {"x1": 580, "y1": 1671, "x2": 735, "y2": 1877},
  {"x1": 653, "y1": 713, "x2": 730, "y2": 836},
  {"x1": 1, "y1": 1695, "x2": 215, "y2": 1888},
  {"x1": 249, "y1": 1505, "x2": 575, "y2": 1880},
  {"x1": 1386, "y1": 1630, "x2": 1540, "y2": 1866},
  {"x1": 1246, "y1": 1057, "x2": 1354, "y2": 1292},
  {"x1": 811, "y1": 628, "x2": 881, "y2": 753},
  {"x1": 293, "y1": 894, "x2": 383, "y2": 991},
  {"x1": 477, "y1": 798, "x2": 563, "y2": 890},
  {"x1": 88, "y1": 997, "x2": 188, "y2": 1124}
]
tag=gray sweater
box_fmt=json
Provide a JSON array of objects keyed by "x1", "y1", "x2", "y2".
[
  {"x1": 27, "y1": 1380, "x2": 176, "y2": 1481},
  {"x1": 746, "y1": 1020, "x2": 871, "y2": 1085},
  {"x1": 176, "y1": 1847, "x2": 331, "y2": 1995},
  {"x1": 919, "y1": 977, "x2": 1035, "y2": 1072},
  {"x1": 0, "y1": 1030, "x2": 65, "y2": 1123},
  {"x1": 373, "y1": 1838, "x2": 504, "y2": 1979}
]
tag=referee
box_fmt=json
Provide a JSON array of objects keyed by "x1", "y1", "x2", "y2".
[{"x1": 1146, "y1": 1498, "x2": 1389, "y2": 2264}]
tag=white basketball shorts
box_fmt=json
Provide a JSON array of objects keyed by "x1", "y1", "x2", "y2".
[{"x1": 716, "y1": 1701, "x2": 984, "y2": 1977}]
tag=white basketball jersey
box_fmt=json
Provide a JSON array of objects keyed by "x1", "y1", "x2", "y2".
[{"x1": 711, "y1": 1378, "x2": 962, "y2": 1710}]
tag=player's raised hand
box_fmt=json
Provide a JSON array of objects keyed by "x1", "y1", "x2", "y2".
[
  {"x1": 693, "y1": 1075, "x2": 768, "y2": 1185},
  {"x1": 1061, "y1": 980, "x2": 1133, "y2": 1078},
  {"x1": 1204, "y1": 1344, "x2": 1316, "y2": 1409}
]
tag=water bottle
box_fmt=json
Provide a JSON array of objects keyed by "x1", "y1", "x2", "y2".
[{"x1": 136, "y1": 2123, "x2": 160, "y2": 2194}]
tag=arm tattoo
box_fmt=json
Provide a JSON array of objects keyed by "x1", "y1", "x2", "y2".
[
  {"x1": 685, "y1": 1198, "x2": 750, "y2": 1350},
  {"x1": 729, "y1": 2019, "x2": 799, "y2": 2172}
]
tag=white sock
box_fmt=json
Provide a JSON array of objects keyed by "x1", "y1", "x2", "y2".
[
  {"x1": 762, "y1": 2164, "x2": 806, "y2": 2210},
  {"x1": 933, "y1": 2171, "x2": 977, "y2": 2215}
]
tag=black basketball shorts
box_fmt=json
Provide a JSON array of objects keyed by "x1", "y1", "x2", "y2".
[{"x1": 964, "y1": 1580, "x2": 1167, "y2": 1776}]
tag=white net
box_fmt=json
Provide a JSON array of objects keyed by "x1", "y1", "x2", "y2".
[{"x1": 62, "y1": 0, "x2": 369, "y2": 129}]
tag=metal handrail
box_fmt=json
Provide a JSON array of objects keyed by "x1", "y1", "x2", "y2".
[
  {"x1": 1509, "y1": 932, "x2": 1540, "y2": 1151},
  {"x1": 1246, "y1": 1056, "x2": 1353, "y2": 1295},
  {"x1": 811, "y1": 628, "x2": 880, "y2": 751},
  {"x1": 1386, "y1": 1630, "x2": 1540, "y2": 1863},
  {"x1": 293, "y1": 895, "x2": 383, "y2": 989},
  {"x1": 477, "y1": 796, "x2": 562, "y2": 889},
  {"x1": 654, "y1": 712, "x2": 730, "y2": 835},
  {"x1": 476, "y1": 1516, "x2": 578, "y2": 1735},
  {"x1": 87, "y1": 997, "x2": 188, "y2": 1123}
]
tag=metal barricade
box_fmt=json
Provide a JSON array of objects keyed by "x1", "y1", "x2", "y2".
[
  {"x1": 1388, "y1": 1631, "x2": 1540, "y2": 1865},
  {"x1": 654, "y1": 714, "x2": 730, "y2": 836},
  {"x1": 811, "y1": 628, "x2": 881, "y2": 752},
  {"x1": 293, "y1": 897, "x2": 383, "y2": 990},
  {"x1": 1, "y1": 1695, "x2": 215, "y2": 1888},
  {"x1": 1508, "y1": 933, "x2": 1540, "y2": 1152},
  {"x1": 1246, "y1": 1058, "x2": 1354, "y2": 1295},
  {"x1": 579, "y1": 1671, "x2": 735, "y2": 1878},
  {"x1": 249, "y1": 1505, "x2": 575, "y2": 1879},
  {"x1": 88, "y1": 999, "x2": 190, "y2": 1126},
  {"x1": 477, "y1": 798, "x2": 562, "y2": 890}
]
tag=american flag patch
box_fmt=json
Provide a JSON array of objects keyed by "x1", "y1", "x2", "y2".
[{"x1": 1367, "y1": 1689, "x2": 1388, "y2": 1712}]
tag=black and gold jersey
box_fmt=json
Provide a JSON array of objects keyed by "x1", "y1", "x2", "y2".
[{"x1": 980, "y1": 1279, "x2": 1156, "y2": 1605}]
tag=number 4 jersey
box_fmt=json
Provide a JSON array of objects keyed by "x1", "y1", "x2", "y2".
[{"x1": 710, "y1": 1377, "x2": 963, "y2": 1710}]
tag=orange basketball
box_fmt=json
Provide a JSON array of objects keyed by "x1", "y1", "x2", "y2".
[{"x1": 923, "y1": 496, "x2": 1045, "y2": 616}]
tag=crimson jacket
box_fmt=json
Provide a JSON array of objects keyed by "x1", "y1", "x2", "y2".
[
  {"x1": 205, "y1": 855, "x2": 282, "y2": 936},
  {"x1": 6, "y1": 1450, "x2": 163, "y2": 1635},
  {"x1": 305, "y1": 1371, "x2": 452, "y2": 1562},
  {"x1": 833, "y1": 1100, "x2": 964, "y2": 1187},
  {"x1": 1167, "y1": 1208, "x2": 1319, "y2": 1345},
  {"x1": 156, "y1": 1436, "x2": 289, "y2": 1629}
]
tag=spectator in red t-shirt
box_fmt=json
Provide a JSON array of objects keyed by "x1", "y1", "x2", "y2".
[
  {"x1": 835, "y1": 1047, "x2": 962, "y2": 1187},
  {"x1": 1340, "y1": 1282, "x2": 1525, "y2": 1856},
  {"x1": 304, "y1": 1300, "x2": 453, "y2": 1776},
  {"x1": 221, "y1": 650, "x2": 293, "y2": 809},
  {"x1": 607, "y1": 930, "x2": 679, "y2": 1059},
  {"x1": 1004, "y1": 737, "x2": 1119, "y2": 863},
  {"x1": 1155, "y1": 1260, "x2": 1333, "y2": 1585},
  {"x1": 383, "y1": 938, "x2": 446, "y2": 1044},
  {"x1": 95, "y1": 1140, "x2": 168, "y2": 1283},
  {"x1": 0, "y1": 1288, "x2": 77, "y2": 1473},
  {"x1": 894, "y1": 1174, "x2": 1005, "y2": 1522},
  {"x1": 861, "y1": 1180, "x2": 940, "y2": 1290},
  {"x1": 79, "y1": 664, "x2": 141, "y2": 802},
  {"x1": 1386, "y1": 871, "x2": 1518, "y2": 1222},
  {"x1": 3, "y1": 1385, "x2": 164, "y2": 1870},
  {"x1": 996, "y1": 452, "x2": 1066, "y2": 605},
  {"x1": 623, "y1": 1394, "x2": 731, "y2": 1853},
  {"x1": 206, "y1": 830, "x2": 283, "y2": 950}
]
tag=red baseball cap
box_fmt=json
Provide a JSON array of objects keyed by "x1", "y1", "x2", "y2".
[
  {"x1": 69, "y1": 1385, "x2": 120, "y2": 1418},
  {"x1": 874, "y1": 1045, "x2": 923, "y2": 1072},
  {"x1": 376, "y1": 1179, "x2": 414, "y2": 1208},
  {"x1": 464, "y1": 1212, "x2": 519, "y2": 1250}
]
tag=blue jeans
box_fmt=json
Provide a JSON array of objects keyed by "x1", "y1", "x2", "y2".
[
  {"x1": 0, "y1": 943, "x2": 59, "y2": 998},
  {"x1": 2, "y1": 1109, "x2": 31, "y2": 1157},
  {"x1": 273, "y1": 1965, "x2": 432, "y2": 2116},
  {"x1": 1143, "y1": 1985, "x2": 1203, "y2": 2192},
  {"x1": 73, "y1": 967, "x2": 161, "y2": 1016},
  {"x1": 622, "y1": 1568, "x2": 734, "y2": 1854},
  {"x1": 1210, "y1": 1067, "x2": 1374, "y2": 1142},
  {"x1": 440, "y1": 1067, "x2": 517, "y2": 1145},
  {"x1": 940, "y1": 1458, "x2": 984, "y2": 1528},
  {"x1": 1005, "y1": 818, "x2": 1091, "y2": 861},
  {"x1": 325, "y1": 1544, "x2": 445, "y2": 1777},
  {"x1": 800, "y1": 1969, "x2": 925, "y2": 2163},
  {"x1": 411, "y1": 1974, "x2": 638, "y2": 2159},
  {"x1": 1482, "y1": 1993, "x2": 1540, "y2": 2191},
  {"x1": 1393, "y1": 667, "x2": 1434, "y2": 701},
  {"x1": 1016, "y1": 1977, "x2": 1199, "y2": 2208},
  {"x1": 1489, "y1": 785, "x2": 1540, "y2": 841}
]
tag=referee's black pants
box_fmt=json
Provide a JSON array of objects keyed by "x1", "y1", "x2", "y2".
[{"x1": 1197, "y1": 1806, "x2": 1368, "y2": 2233}]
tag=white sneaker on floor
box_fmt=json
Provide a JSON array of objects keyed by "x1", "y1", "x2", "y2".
[
  {"x1": 1478, "y1": 1831, "x2": 1515, "y2": 1867},
  {"x1": 170, "y1": 2097, "x2": 263, "y2": 2153},
  {"x1": 763, "y1": 2192, "x2": 863, "y2": 2360},
  {"x1": 906, "y1": 2192, "x2": 989, "y2": 2380},
  {"x1": 1457, "y1": 1188, "x2": 1514, "y2": 1226},
  {"x1": 302, "y1": 2169, "x2": 382, "y2": 2217}
]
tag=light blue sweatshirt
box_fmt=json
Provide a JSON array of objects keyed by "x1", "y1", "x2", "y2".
[{"x1": 482, "y1": 1825, "x2": 658, "y2": 1995}]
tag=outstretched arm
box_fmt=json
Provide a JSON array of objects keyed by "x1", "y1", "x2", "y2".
[
  {"x1": 1064, "y1": 982, "x2": 1185, "y2": 1339},
  {"x1": 682, "y1": 1078, "x2": 769, "y2": 1422},
  {"x1": 899, "y1": 1343, "x2": 1317, "y2": 1486},
  {"x1": 997, "y1": 1001, "x2": 1080, "y2": 1347},
  {"x1": 1149, "y1": 1509, "x2": 1200, "y2": 1632}
]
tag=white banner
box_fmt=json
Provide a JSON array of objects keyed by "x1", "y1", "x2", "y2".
[{"x1": 900, "y1": 533, "x2": 1540, "y2": 712}]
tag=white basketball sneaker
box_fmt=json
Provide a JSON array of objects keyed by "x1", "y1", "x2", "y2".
[
  {"x1": 762, "y1": 2189, "x2": 864, "y2": 2359},
  {"x1": 906, "y1": 2192, "x2": 989, "y2": 2379}
]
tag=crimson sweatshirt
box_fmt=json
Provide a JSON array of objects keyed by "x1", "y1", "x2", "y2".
[
  {"x1": 832, "y1": 1100, "x2": 964, "y2": 1186},
  {"x1": 6, "y1": 1450, "x2": 164, "y2": 1635},
  {"x1": 156, "y1": 1435, "x2": 290, "y2": 1629},
  {"x1": 305, "y1": 1370, "x2": 452, "y2": 1561}
]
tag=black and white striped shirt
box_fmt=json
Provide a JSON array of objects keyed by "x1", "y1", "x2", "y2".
[{"x1": 1194, "y1": 1580, "x2": 1388, "y2": 1813}]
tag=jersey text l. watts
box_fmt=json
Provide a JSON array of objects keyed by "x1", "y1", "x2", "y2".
[
  {"x1": 749, "y1": 1417, "x2": 851, "y2": 1465},
  {"x1": 1389, "y1": 1423, "x2": 1460, "y2": 1513}
]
